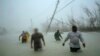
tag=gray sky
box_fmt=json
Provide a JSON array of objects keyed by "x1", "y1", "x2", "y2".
[{"x1": 0, "y1": 0, "x2": 99, "y2": 32}]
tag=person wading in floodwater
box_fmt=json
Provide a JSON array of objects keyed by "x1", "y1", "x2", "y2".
[
  {"x1": 19, "y1": 31, "x2": 27, "y2": 43},
  {"x1": 31, "y1": 28, "x2": 45, "y2": 51},
  {"x1": 54, "y1": 30, "x2": 63, "y2": 41},
  {"x1": 62, "y1": 25, "x2": 86, "y2": 52}
]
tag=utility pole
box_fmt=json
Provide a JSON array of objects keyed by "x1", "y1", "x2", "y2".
[
  {"x1": 56, "y1": 0, "x2": 75, "y2": 13},
  {"x1": 46, "y1": 0, "x2": 75, "y2": 33},
  {"x1": 46, "y1": 0, "x2": 60, "y2": 33}
]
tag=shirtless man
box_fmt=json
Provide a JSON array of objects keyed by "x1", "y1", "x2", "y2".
[
  {"x1": 63, "y1": 26, "x2": 86, "y2": 52},
  {"x1": 31, "y1": 28, "x2": 45, "y2": 51}
]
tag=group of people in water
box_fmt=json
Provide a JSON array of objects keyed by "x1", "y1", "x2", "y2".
[{"x1": 19, "y1": 25, "x2": 86, "y2": 52}]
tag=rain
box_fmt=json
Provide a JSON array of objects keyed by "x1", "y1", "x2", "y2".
[{"x1": 0, "y1": 0, "x2": 100, "y2": 56}]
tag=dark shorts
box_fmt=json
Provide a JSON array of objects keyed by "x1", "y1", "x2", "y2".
[{"x1": 70, "y1": 47, "x2": 80, "y2": 52}]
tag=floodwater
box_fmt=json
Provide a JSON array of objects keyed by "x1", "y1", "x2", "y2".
[{"x1": 0, "y1": 32, "x2": 100, "y2": 56}]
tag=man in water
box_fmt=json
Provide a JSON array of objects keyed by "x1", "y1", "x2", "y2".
[
  {"x1": 31, "y1": 28, "x2": 45, "y2": 51},
  {"x1": 62, "y1": 26, "x2": 86, "y2": 52},
  {"x1": 54, "y1": 30, "x2": 63, "y2": 41},
  {"x1": 19, "y1": 31, "x2": 27, "y2": 43}
]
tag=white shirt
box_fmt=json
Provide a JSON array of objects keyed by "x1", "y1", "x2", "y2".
[{"x1": 65, "y1": 31, "x2": 85, "y2": 48}]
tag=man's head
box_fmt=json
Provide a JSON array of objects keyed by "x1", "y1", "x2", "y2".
[
  {"x1": 57, "y1": 30, "x2": 59, "y2": 32},
  {"x1": 34, "y1": 28, "x2": 38, "y2": 33},
  {"x1": 72, "y1": 25, "x2": 77, "y2": 32}
]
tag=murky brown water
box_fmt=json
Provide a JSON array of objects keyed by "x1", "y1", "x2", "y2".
[{"x1": 0, "y1": 32, "x2": 100, "y2": 56}]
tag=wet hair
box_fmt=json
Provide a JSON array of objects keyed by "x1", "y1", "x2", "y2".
[{"x1": 72, "y1": 25, "x2": 77, "y2": 32}]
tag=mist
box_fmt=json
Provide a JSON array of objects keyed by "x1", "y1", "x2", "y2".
[
  {"x1": 0, "y1": 0, "x2": 100, "y2": 33},
  {"x1": 0, "y1": 0, "x2": 100, "y2": 56}
]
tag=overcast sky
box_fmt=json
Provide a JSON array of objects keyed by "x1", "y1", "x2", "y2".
[{"x1": 0, "y1": 0, "x2": 100, "y2": 32}]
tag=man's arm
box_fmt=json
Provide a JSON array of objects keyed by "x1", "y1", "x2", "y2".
[
  {"x1": 31, "y1": 35, "x2": 33, "y2": 48},
  {"x1": 59, "y1": 33, "x2": 63, "y2": 39},
  {"x1": 79, "y1": 33, "x2": 86, "y2": 48},
  {"x1": 41, "y1": 34, "x2": 45, "y2": 46},
  {"x1": 62, "y1": 33, "x2": 70, "y2": 46}
]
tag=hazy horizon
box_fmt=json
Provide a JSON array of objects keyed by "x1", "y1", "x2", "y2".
[{"x1": 0, "y1": 0, "x2": 100, "y2": 32}]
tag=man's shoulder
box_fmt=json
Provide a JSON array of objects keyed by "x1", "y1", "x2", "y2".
[
  {"x1": 77, "y1": 31, "x2": 81, "y2": 34},
  {"x1": 68, "y1": 31, "x2": 81, "y2": 34},
  {"x1": 68, "y1": 31, "x2": 72, "y2": 34},
  {"x1": 37, "y1": 32, "x2": 43, "y2": 36},
  {"x1": 32, "y1": 32, "x2": 42, "y2": 35}
]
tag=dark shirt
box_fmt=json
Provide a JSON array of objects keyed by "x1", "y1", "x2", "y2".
[{"x1": 54, "y1": 31, "x2": 62, "y2": 37}]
